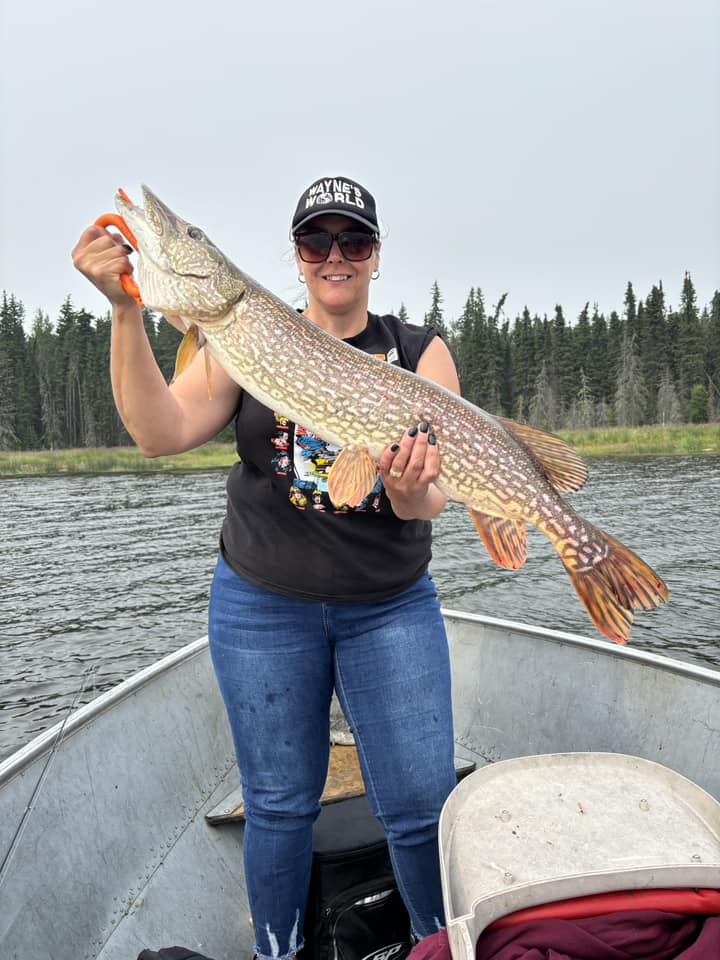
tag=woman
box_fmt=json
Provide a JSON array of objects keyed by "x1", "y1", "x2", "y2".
[{"x1": 72, "y1": 175, "x2": 460, "y2": 960}]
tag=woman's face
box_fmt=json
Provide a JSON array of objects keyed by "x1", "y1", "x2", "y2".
[{"x1": 295, "y1": 213, "x2": 380, "y2": 313}]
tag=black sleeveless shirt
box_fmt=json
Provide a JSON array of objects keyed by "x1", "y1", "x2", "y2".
[{"x1": 220, "y1": 313, "x2": 438, "y2": 602}]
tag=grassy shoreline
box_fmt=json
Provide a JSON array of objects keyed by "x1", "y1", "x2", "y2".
[{"x1": 0, "y1": 424, "x2": 717, "y2": 478}]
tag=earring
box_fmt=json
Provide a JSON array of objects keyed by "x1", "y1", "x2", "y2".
[
  {"x1": 371, "y1": 270, "x2": 380, "y2": 280},
  {"x1": 298, "y1": 274, "x2": 306, "y2": 283}
]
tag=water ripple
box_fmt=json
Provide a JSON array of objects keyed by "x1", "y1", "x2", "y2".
[{"x1": 1, "y1": 457, "x2": 719, "y2": 760}]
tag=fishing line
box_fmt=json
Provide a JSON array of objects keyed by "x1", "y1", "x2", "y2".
[{"x1": 0, "y1": 664, "x2": 96, "y2": 889}]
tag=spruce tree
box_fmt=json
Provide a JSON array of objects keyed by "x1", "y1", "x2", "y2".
[
  {"x1": 550, "y1": 305, "x2": 574, "y2": 416},
  {"x1": 423, "y1": 281, "x2": 448, "y2": 338},
  {"x1": 641, "y1": 283, "x2": 666, "y2": 422},
  {"x1": 29, "y1": 310, "x2": 62, "y2": 448},
  {"x1": 0, "y1": 292, "x2": 30, "y2": 448},
  {"x1": 614, "y1": 334, "x2": 647, "y2": 427},
  {"x1": 510, "y1": 307, "x2": 536, "y2": 420},
  {"x1": 623, "y1": 282, "x2": 638, "y2": 342},
  {"x1": 688, "y1": 384, "x2": 710, "y2": 423},
  {"x1": 656, "y1": 367, "x2": 683, "y2": 424},
  {"x1": 588, "y1": 306, "x2": 609, "y2": 404},
  {"x1": 677, "y1": 272, "x2": 704, "y2": 410},
  {"x1": 704, "y1": 292, "x2": 720, "y2": 419},
  {"x1": 572, "y1": 303, "x2": 592, "y2": 393},
  {"x1": 528, "y1": 360, "x2": 558, "y2": 431}
]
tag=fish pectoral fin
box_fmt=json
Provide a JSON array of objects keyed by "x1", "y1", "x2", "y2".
[
  {"x1": 172, "y1": 326, "x2": 202, "y2": 383},
  {"x1": 468, "y1": 508, "x2": 527, "y2": 570},
  {"x1": 327, "y1": 447, "x2": 377, "y2": 508},
  {"x1": 496, "y1": 417, "x2": 588, "y2": 493}
]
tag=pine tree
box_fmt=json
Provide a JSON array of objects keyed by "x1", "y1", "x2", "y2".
[
  {"x1": 572, "y1": 303, "x2": 592, "y2": 392},
  {"x1": 29, "y1": 310, "x2": 62, "y2": 448},
  {"x1": 572, "y1": 369, "x2": 595, "y2": 428},
  {"x1": 606, "y1": 309, "x2": 623, "y2": 402},
  {"x1": 641, "y1": 283, "x2": 666, "y2": 422},
  {"x1": 676, "y1": 272, "x2": 704, "y2": 409},
  {"x1": 397, "y1": 302, "x2": 409, "y2": 324},
  {"x1": 588, "y1": 306, "x2": 609, "y2": 404},
  {"x1": 528, "y1": 360, "x2": 558, "y2": 430},
  {"x1": 451, "y1": 288, "x2": 480, "y2": 403},
  {"x1": 550, "y1": 305, "x2": 574, "y2": 415},
  {"x1": 423, "y1": 281, "x2": 449, "y2": 338},
  {"x1": 623, "y1": 282, "x2": 638, "y2": 342},
  {"x1": 510, "y1": 307, "x2": 536, "y2": 420},
  {"x1": 656, "y1": 367, "x2": 683, "y2": 424},
  {"x1": 688, "y1": 384, "x2": 710, "y2": 423},
  {"x1": 704, "y1": 291, "x2": 720, "y2": 420},
  {"x1": 0, "y1": 292, "x2": 30, "y2": 447},
  {"x1": 614, "y1": 334, "x2": 647, "y2": 427},
  {"x1": 0, "y1": 343, "x2": 18, "y2": 448}
]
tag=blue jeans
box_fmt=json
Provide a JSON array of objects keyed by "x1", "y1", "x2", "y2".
[{"x1": 208, "y1": 555, "x2": 456, "y2": 960}]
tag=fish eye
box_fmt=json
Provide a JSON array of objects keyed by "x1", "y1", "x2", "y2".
[{"x1": 187, "y1": 226, "x2": 204, "y2": 241}]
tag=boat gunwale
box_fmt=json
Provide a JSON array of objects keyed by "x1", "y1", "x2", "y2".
[
  {"x1": 0, "y1": 636, "x2": 209, "y2": 785},
  {"x1": 442, "y1": 608, "x2": 720, "y2": 682},
  {"x1": 2, "y1": 611, "x2": 717, "y2": 785}
]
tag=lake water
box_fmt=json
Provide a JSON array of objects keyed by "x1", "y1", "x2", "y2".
[{"x1": 1, "y1": 456, "x2": 719, "y2": 762}]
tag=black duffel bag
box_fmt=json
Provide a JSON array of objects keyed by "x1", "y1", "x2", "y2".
[{"x1": 300, "y1": 794, "x2": 413, "y2": 960}]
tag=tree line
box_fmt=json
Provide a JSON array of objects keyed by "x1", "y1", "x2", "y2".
[
  {"x1": 0, "y1": 272, "x2": 718, "y2": 450},
  {"x1": 414, "y1": 273, "x2": 719, "y2": 430}
]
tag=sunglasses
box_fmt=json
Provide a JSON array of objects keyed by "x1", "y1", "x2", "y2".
[{"x1": 294, "y1": 230, "x2": 377, "y2": 263}]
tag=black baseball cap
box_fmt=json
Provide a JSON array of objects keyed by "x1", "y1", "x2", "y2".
[{"x1": 291, "y1": 176, "x2": 379, "y2": 235}]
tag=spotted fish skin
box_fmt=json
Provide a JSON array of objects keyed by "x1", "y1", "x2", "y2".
[{"x1": 117, "y1": 186, "x2": 669, "y2": 644}]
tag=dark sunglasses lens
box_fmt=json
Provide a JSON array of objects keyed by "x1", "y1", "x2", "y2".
[
  {"x1": 338, "y1": 232, "x2": 374, "y2": 261},
  {"x1": 296, "y1": 233, "x2": 332, "y2": 262}
]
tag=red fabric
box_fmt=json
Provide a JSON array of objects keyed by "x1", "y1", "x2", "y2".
[
  {"x1": 476, "y1": 912, "x2": 720, "y2": 959},
  {"x1": 488, "y1": 889, "x2": 720, "y2": 929},
  {"x1": 405, "y1": 891, "x2": 720, "y2": 960},
  {"x1": 407, "y1": 929, "x2": 450, "y2": 960}
]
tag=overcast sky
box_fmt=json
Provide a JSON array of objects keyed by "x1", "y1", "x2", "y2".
[{"x1": 1, "y1": 0, "x2": 718, "y2": 333}]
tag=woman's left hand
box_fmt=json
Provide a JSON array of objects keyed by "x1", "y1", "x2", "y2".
[{"x1": 379, "y1": 422, "x2": 446, "y2": 520}]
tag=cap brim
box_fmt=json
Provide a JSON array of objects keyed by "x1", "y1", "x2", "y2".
[{"x1": 293, "y1": 208, "x2": 378, "y2": 234}]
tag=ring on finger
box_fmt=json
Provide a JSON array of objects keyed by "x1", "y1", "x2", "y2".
[{"x1": 389, "y1": 468, "x2": 403, "y2": 479}]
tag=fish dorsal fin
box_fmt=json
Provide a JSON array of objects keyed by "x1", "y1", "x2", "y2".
[
  {"x1": 327, "y1": 447, "x2": 377, "y2": 508},
  {"x1": 496, "y1": 417, "x2": 588, "y2": 493},
  {"x1": 467, "y1": 508, "x2": 527, "y2": 570}
]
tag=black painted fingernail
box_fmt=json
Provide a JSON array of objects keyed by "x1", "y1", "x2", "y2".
[
  {"x1": 419, "y1": 420, "x2": 429, "y2": 433},
  {"x1": 428, "y1": 433, "x2": 437, "y2": 445},
  {"x1": 122, "y1": 243, "x2": 133, "y2": 253},
  {"x1": 408, "y1": 425, "x2": 418, "y2": 437},
  {"x1": 390, "y1": 443, "x2": 400, "y2": 452}
]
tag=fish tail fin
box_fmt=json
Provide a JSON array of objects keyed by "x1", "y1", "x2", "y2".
[{"x1": 558, "y1": 525, "x2": 669, "y2": 645}]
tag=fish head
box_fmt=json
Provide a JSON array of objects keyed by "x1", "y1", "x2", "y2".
[{"x1": 116, "y1": 186, "x2": 247, "y2": 324}]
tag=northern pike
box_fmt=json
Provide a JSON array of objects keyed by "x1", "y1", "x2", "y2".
[{"x1": 115, "y1": 186, "x2": 669, "y2": 645}]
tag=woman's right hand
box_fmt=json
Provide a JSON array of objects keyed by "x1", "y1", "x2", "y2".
[{"x1": 71, "y1": 225, "x2": 138, "y2": 308}]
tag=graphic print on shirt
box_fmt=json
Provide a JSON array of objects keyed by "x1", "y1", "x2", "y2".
[
  {"x1": 270, "y1": 415, "x2": 291, "y2": 476},
  {"x1": 269, "y1": 415, "x2": 384, "y2": 514}
]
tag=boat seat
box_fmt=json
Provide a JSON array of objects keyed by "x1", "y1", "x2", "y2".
[
  {"x1": 439, "y1": 752, "x2": 720, "y2": 960},
  {"x1": 205, "y1": 745, "x2": 475, "y2": 824}
]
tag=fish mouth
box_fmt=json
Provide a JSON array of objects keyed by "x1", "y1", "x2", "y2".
[
  {"x1": 115, "y1": 185, "x2": 180, "y2": 238},
  {"x1": 115, "y1": 185, "x2": 213, "y2": 280}
]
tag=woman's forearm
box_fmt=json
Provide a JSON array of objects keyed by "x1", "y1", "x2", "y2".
[{"x1": 110, "y1": 303, "x2": 186, "y2": 456}]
